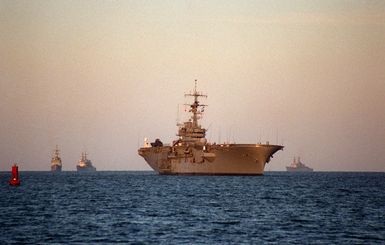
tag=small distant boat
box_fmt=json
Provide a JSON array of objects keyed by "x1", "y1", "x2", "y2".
[
  {"x1": 51, "y1": 145, "x2": 62, "y2": 172},
  {"x1": 76, "y1": 152, "x2": 96, "y2": 172},
  {"x1": 286, "y1": 157, "x2": 313, "y2": 172},
  {"x1": 9, "y1": 163, "x2": 21, "y2": 186}
]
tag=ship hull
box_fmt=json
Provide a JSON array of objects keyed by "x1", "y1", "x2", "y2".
[
  {"x1": 139, "y1": 144, "x2": 283, "y2": 175},
  {"x1": 286, "y1": 166, "x2": 313, "y2": 172},
  {"x1": 76, "y1": 166, "x2": 96, "y2": 172},
  {"x1": 51, "y1": 165, "x2": 62, "y2": 172}
]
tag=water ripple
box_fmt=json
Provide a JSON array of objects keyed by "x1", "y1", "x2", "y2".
[{"x1": 0, "y1": 171, "x2": 384, "y2": 244}]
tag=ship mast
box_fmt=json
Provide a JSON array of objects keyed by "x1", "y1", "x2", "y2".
[
  {"x1": 83, "y1": 152, "x2": 88, "y2": 161},
  {"x1": 53, "y1": 145, "x2": 60, "y2": 159},
  {"x1": 81, "y1": 152, "x2": 87, "y2": 161},
  {"x1": 184, "y1": 80, "x2": 207, "y2": 127}
]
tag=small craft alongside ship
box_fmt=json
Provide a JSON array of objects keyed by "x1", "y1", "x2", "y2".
[
  {"x1": 138, "y1": 81, "x2": 284, "y2": 175},
  {"x1": 51, "y1": 145, "x2": 62, "y2": 172},
  {"x1": 286, "y1": 157, "x2": 313, "y2": 172},
  {"x1": 76, "y1": 152, "x2": 96, "y2": 172}
]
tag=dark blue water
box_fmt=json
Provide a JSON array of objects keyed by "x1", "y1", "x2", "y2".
[{"x1": 1, "y1": 171, "x2": 384, "y2": 244}]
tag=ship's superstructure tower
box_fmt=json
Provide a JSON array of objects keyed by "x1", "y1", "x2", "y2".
[
  {"x1": 177, "y1": 80, "x2": 208, "y2": 145},
  {"x1": 52, "y1": 145, "x2": 61, "y2": 162},
  {"x1": 78, "y1": 152, "x2": 90, "y2": 166}
]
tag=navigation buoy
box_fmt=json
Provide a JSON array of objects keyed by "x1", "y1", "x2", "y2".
[{"x1": 9, "y1": 164, "x2": 20, "y2": 186}]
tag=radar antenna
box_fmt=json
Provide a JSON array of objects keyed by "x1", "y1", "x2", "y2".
[{"x1": 184, "y1": 79, "x2": 208, "y2": 127}]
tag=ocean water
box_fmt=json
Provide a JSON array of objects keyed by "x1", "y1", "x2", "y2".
[{"x1": 0, "y1": 171, "x2": 384, "y2": 244}]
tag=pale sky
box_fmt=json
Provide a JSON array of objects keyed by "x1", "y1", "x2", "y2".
[{"x1": 1, "y1": 0, "x2": 384, "y2": 171}]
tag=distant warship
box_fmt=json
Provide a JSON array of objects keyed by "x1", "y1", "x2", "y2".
[
  {"x1": 76, "y1": 152, "x2": 96, "y2": 172},
  {"x1": 138, "y1": 81, "x2": 284, "y2": 175},
  {"x1": 51, "y1": 145, "x2": 62, "y2": 172},
  {"x1": 286, "y1": 157, "x2": 313, "y2": 172}
]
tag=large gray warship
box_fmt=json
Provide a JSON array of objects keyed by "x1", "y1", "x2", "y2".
[
  {"x1": 286, "y1": 157, "x2": 313, "y2": 172},
  {"x1": 76, "y1": 152, "x2": 96, "y2": 172},
  {"x1": 51, "y1": 145, "x2": 62, "y2": 172},
  {"x1": 138, "y1": 81, "x2": 284, "y2": 175}
]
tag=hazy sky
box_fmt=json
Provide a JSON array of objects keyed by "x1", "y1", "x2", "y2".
[{"x1": 1, "y1": 0, "x2": 384, "y2": 171}]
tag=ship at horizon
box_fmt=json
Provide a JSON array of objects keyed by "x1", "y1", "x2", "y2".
[
  {"x1": 76, "y1": 152, "x2": 96, "y2": 172},
  {"x1": 51, "y1": 145, "x2": 62, "y2": 172},
  {"x1": 138, "y1": 81, "x2": 284, "y2": 175},
  {"x1": 286, "y1": 157, "x2": 313, "y2": 172}
]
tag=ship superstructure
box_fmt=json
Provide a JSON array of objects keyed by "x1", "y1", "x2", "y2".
[
  {"x1": 76, "y1": 152, "x2": 96, "y2": 172},
  {"x1": 51, "y1": 145, "x2": 62, "y2": 172},
  {"x1": 138, "y1": 81, "x2": 284, "y2": 175},
  {"x1": 286, "y1": 157, "x2": 313, "y2": 172}
]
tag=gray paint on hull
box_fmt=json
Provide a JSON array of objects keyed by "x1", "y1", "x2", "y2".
[{"x1": 139, "y1": 144, "x2": 283, "y2": 175}]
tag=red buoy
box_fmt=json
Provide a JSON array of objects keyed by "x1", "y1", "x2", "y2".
[{"x1": 9, "y1": 164, "x2": 20, "y2": 186}]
